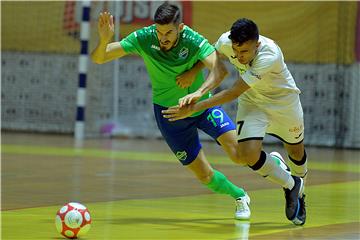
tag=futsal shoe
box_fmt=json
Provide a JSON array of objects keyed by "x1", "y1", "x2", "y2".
[
  {"x1": 283, "y1": 176, "x2": 304, "y2": 224},
  {"x1": 292, "y1": 194, "x2": 306, "y2": 225},
  {"x1": 235, "y1": 194, "x2": 251, "y2": 220}
]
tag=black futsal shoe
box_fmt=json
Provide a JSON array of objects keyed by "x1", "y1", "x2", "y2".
[{"x1": 284, "y1": 176, "x2": 304, "y2": 223}]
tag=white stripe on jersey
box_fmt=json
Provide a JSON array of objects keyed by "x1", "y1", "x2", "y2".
[{"x1": 199, "y1": 39, "x2": 206, "y2": 48}]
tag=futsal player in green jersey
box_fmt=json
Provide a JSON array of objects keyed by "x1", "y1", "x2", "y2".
[{"x1": 91, "y1": 3, "x2": 250, "y2": 219}]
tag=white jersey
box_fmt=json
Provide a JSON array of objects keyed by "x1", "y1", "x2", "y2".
[
  {"x1": 215, "y1": 32, "x2": 300, "y2": 105},
  {"x1": 215, "y1": 32, "x2": 304, "y2": 143}
]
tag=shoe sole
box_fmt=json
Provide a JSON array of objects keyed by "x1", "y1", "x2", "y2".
[
  {"x1": 293, "y1": 195, "x2": 306, "y2": 225},
  {"x1": 292, "y1": 216, "x2": 305, "y2": 225}
]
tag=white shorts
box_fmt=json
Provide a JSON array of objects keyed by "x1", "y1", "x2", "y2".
[{"x1": 236, "y1": 94, "x2": 304, "y2": 144}]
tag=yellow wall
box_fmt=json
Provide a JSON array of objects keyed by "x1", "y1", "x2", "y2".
[
  {"x1": 2, "y1": 1, "x2": 357, "y2": 64},
  {"x1": 1, "y1": 2, "x2": 79, "y2": 54},
  {"x1": 192, "y1": 1, "x2": 357, "y2": 64}
]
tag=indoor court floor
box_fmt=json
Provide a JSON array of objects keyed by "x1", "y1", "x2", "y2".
[{"x1": 2, "y1": 132, "x2": 360, "y2": 239}]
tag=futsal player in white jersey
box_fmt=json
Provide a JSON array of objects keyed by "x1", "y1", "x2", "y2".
[{"x1": 162, "y1": 18, "x2": 308, "y2": 225}]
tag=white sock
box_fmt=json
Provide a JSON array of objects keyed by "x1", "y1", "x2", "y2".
[
  {"x1": 288, "y1": 153, "x2": 308, "y2": 178},
  {"x1": 253, "y1": 151, "x2": 294, "y2": 190}
]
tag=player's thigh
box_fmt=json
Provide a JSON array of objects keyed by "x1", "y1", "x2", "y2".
[
  {"x1": 197, "y1": 106, "x2": 236, "y2": 139},
  {"x1": 153, "y1": 104, "x2": 201, "y2": 165},
  {"x1": 196, "y1": 106, "x2": 240, "y2": 163},
  {"x1": 236, "y1": 101, "x2": 268, "y2": 143},
  {"x1": 235, "y1": 102, "x2": 267, "y2": 165}
]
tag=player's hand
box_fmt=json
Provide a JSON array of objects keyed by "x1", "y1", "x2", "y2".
[
  {"x1": 178, "y1": 91, "x2": 202, "y2": 108},
  {"x1": 162, "y1": 104, "x2": 195, "y2": 121},
  {"x1": 97, "y1": 12, "x2": 114, "y2": 43},
  {"x1": 176, "y1": 69, "x2": 197, "y2": 88}
]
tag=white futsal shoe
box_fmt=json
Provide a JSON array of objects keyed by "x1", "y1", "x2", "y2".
[{"x1": 235, "y1": 193, "x2": 251, "y2": 220}]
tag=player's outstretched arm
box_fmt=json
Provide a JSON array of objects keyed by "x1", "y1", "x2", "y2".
[
  {"x1": 163, "y1": 78, "x2": 250, "y2": 121},
  {"x1": 175, "y1": 51, "x2": 228, "y2": 89},
  {"x1": 178, "y1": 51, "x2": 227, "y2": 107},
  {"x1": 91, "y1": 12, "x2": 128, "y2": 64},
  {"x1": 176, "y1": 61, "x2": 205, "y2": 89}
]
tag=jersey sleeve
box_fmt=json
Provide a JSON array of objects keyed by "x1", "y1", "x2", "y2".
[
  {"x1": 188, "y1": 28, "x2": 215, "y2": 60},
  {"x1": 214, "y1": 37, "x2": 224, "y2": 54},
  {"x1": 242, "y1": 52, "x2": 278, "y2": 86},
  {"x1": 120, "y1": 31, "x2": 141, "y2": 55},
  {"x1": 197, "y1": 39, "x2": 215, "y2": 60},
  {"x1": 214, "y1": 32, "x2": 232, "y2": 58}
]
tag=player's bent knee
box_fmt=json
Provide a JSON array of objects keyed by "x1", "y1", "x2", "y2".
[
  {"x1": 224, "y1": 145, "x2": 247, "y2": 166},
  {"x1": 238, "y1": 150, "x2": 261, "y2": 166},
  {"x1": 231, "y1": 151, "x2": 248, "y2": 166},
  {"x1": 196, "y1": 172, "x2": 213, "y2": 184},
  {"x1": 287, "y1": 146, "x2": 305, "y2": 160}
]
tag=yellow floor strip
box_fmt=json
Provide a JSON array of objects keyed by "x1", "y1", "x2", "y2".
[
  {"x1": 3, "y1": 144, "x2": 360, "y2": 173},
  {"x1": 2, "y1": 181, "x2": 359, "y2": 239}
]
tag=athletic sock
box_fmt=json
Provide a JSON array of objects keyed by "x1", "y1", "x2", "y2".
[
  {"x1": 205, "y1": 170, "x2": 246, "y2": 199},
  {"x1": 250, "y1": 151, "x2": 294, "y2": 190},
  {"x1": 288, "y1": 150, "x2": 308, "y2": 178}
]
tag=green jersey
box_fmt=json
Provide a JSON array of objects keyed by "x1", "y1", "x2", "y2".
[{"x1": 120, "y1": 25, "x2": 215, "y2": 115}]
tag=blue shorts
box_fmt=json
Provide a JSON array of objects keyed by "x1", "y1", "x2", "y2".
[{"x1": 153, "y1": 104, "x2": 236, "y2": 165}]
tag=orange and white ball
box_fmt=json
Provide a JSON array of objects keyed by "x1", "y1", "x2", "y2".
[{"x1": 55, "y1": 202, "x2": 91, "y2": 239}]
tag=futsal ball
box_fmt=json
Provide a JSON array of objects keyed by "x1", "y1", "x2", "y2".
[{"x1": 55, "y1": 202, "x2": 92, "y2": 239}]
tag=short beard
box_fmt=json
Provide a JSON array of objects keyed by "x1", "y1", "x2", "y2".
[{"x1": 160, "y1": 46, "x2": 170, "y2": 51}]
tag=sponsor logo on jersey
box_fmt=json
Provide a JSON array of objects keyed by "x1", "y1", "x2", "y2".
[
  {"x1": 179, "y1": 47, "x2": 189, "y2": 59},
  {"x1": 220, "y1": 122, "x2": 229, "y2": 128},
  {"x1": 289, "y1": 125, "x2": 303, "y2": 133},
  {"x1": 176, "y1": 151, "x2": 187, "y2": 161},
  {"x1": 239, "y1": 68, "x2": 246, "y2": 74},
  {"x1": 151, "y1": 44, "x2": 160, "y2": 50},
  {"x1": 249, "y1": 71, "x2": 261, "y2": 80},
  {"x1": 294, "y1": 132, "x2": 303, "y2": 139}
]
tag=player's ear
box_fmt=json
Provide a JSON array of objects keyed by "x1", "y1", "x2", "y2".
[
  {"x1": 179, "y1": 23, "x2": 184, "y2": 31},
  {"x1": 256, "y1": 41, "x2": 260, "y2": 48}
]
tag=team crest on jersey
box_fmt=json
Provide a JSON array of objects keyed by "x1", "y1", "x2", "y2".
[
  {"x1": 234, "y1": 66, "x2": 246, "y2": 74},
  {"x1": 238, "y1": 68, "x2": 246, "y2": 74},
  {"x1": 179, "y1": 47, "x2": 189, "y2": 59},
  {"x1": 176, "y1": 151, "x2": 187, "y2": 161}
]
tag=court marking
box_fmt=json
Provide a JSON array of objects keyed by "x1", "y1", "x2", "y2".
[{"x1": 3, "y1": 144, "x2": 360, "y2": 173}]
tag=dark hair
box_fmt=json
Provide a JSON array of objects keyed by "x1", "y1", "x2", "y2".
[
  {"x1": 229, "y1": 18, "x2": 259, "y2": 45},
  {"x1": 154, "y1": 2, "x2": 181, "y2": 25}
]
